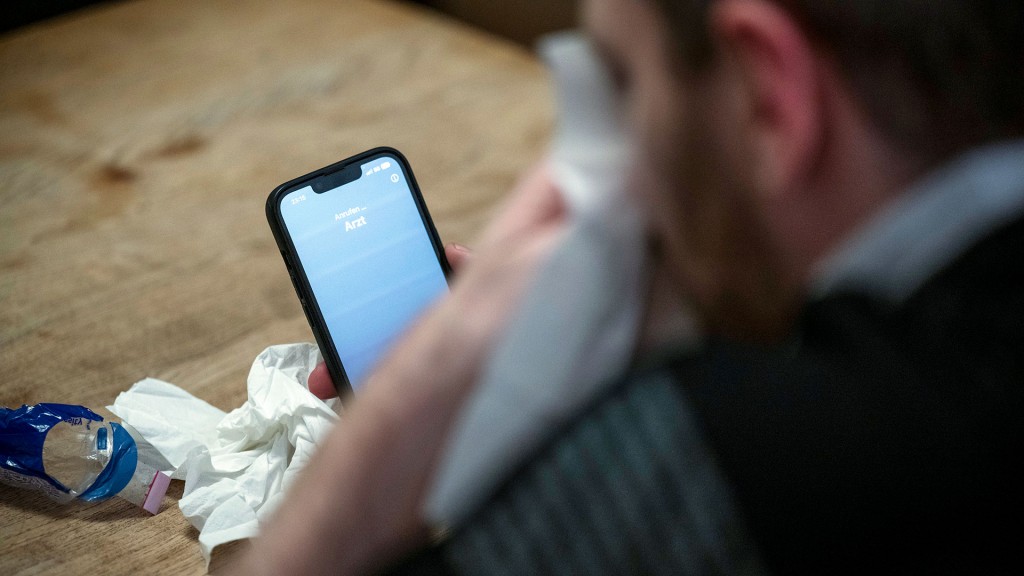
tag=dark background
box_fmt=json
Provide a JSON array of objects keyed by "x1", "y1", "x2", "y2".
[
  {"x1": 1, "y1": 0, "x2": 577, "y2": 46},
  {"x1": 3, "y1": 0, "x2": 115, "y2": 34}
]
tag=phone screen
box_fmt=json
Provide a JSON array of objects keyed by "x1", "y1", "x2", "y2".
[{"x1": 276, "y1": 152, "x2": 448, "y2": 389}]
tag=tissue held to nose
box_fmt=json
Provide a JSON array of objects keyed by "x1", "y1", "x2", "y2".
[{"x1": 424, "y1": 32, "x2": 650, "y2": 526}]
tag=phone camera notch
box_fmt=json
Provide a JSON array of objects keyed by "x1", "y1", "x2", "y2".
[{"x1": 313, "y1": 164, "x2": 362, "y2": 194}]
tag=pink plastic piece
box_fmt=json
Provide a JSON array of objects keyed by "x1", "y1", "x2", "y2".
[{"x1": 142, "y1": 471, "x2": 171, "y2": 515}]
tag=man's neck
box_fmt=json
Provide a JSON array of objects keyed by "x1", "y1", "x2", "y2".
[
  {"x1": 769, "y1": 94, "x2": 931, "y2": 296},
  {"x1": 809, "y1": 138, "x2": 1024, "y2": 302}
]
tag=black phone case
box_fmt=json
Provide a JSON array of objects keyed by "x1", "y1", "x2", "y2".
[{"x1": 266, "y1": 146, "x2": 451, "y2": 398}]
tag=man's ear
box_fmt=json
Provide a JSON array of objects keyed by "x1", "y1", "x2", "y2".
[{"x1": 708, "y1": 0, "x2": 823, "y2": 198}]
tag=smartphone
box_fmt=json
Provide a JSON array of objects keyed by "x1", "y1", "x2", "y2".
[{"x1": 267, "y1": 147, "x2": 450, "y2": 397}]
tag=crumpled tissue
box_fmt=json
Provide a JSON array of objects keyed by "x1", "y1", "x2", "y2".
[
  {"x1": 424, "y1": 32, "x2": 649, "y2": 526},
  {"x1": 108, "y1": 342, "x2": 338, "y2": 564}
]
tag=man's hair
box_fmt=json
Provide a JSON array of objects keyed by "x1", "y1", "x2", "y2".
[{"x1": 652, "y1": 0, "x2": 1024, "y2": 161}]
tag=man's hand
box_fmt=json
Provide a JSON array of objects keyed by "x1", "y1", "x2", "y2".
[
  {"x1": 230, "y1": 162, "x2": 565, "y2": 576},
  {"x1": 306, "y1": 244, "x2": 474, "y2": 400}
]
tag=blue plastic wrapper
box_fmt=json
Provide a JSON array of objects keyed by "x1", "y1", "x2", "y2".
[{"x1": 0, "y1": 403, "x2": 138, "y2": 503}]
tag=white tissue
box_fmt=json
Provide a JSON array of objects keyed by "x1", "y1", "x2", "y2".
[
  {"x1": 108, "y1": 342, "x2": 339, "y2": 564},
  {"x1": 423, "y1": 32, "x2": 647, "y2": 526}
]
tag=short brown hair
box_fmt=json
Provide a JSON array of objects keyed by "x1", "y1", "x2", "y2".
[{"x1": 652, "y1": 0, "x2": 1024, "y2": 161}]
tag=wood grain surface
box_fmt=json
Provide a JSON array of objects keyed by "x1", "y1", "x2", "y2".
[{"x1": 0, "y1": 0, "x2": 553, "y2": 573}]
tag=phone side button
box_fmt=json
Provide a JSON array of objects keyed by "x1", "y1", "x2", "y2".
[
  {"x1": 286, "y1": 266, "x2": 300, "y2": 292},
  {"x1": 298, "y1": 298, "x2": 315, "y2": 327}
]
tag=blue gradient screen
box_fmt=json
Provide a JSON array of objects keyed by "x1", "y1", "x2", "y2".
[{"x1": 280, "y1": 154, "x2": 448, "y2": 388}]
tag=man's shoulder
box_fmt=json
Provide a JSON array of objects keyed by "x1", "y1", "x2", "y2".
[
  {"x1": 800, "y1": 212, "x2": 1024, "y2": 378},
  {"x1": 667, "y1": 213, "x2": 1024, "y2": 573}
]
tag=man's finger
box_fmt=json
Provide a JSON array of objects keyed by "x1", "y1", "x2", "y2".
[
  {"x1": 445, "y1": 243, "x2": 472, "y2": 273},
  {"x1": 481, "y1": 161, "x2": 565, "y2": 245},
  {"x1": 308, "y1": 362, "x2": 338, "y2": 399}
]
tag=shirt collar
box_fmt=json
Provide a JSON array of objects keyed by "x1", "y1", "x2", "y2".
[{"x1": 811, "y1": 139, "x2": 1024, "y2": 303}]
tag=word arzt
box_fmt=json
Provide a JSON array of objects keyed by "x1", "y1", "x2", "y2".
[{"x1": 345, "y1": 216, "x2": 367, "y2": 231}]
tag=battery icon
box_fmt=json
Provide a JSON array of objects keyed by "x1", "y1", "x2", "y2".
[{"x1": 381, "y1": 161, "x2": 392, "y2": 170}]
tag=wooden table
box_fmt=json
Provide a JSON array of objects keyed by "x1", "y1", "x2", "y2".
[{"x1": 0, "y1": 1, "x2": 552, "y2": 572}]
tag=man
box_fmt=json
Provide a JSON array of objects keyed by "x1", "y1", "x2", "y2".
[{"x1": 230, "y1": 0, "x2": 1024, "y2": 573}]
